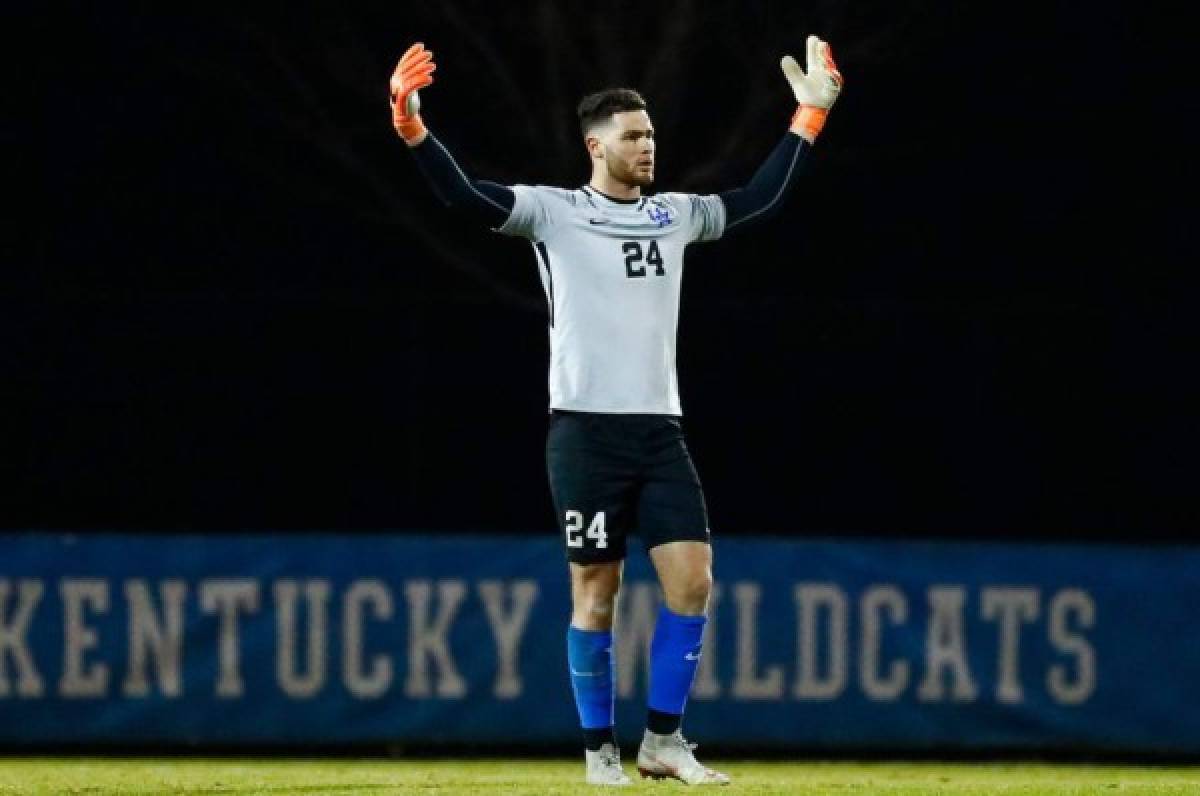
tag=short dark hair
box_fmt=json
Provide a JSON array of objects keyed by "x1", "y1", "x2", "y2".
[{"x1": 577, "y1": 88, "x2": 647, "y2": 137}]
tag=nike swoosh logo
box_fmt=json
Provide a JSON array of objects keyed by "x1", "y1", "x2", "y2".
[
  {"x1": 684, "y1": 652, "x2": 701, "y2": 661},
  {"x1": 571, "y1": 668, "x2": 602, "y2": 677}
]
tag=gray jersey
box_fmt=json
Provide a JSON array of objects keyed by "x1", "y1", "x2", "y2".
[{"x1": 497, "y1": 185, "x2": 725, "y2": 415}]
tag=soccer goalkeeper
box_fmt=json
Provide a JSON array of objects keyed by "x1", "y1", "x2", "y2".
[{"x1": 390, "y1": 37, "x2": 842, "y2": 786}]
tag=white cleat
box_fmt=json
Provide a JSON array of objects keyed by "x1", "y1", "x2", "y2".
[
  {"x1": 636, "y1": 730, "x2": 731, "y2": 785},
  {"x1": 585, "y1": 742, "x2": 632, "y2": 786}
]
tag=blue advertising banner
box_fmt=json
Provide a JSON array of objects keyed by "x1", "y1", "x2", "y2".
[{"x1": 1, "y1": 533, "x2": 1197, "y2": 752}]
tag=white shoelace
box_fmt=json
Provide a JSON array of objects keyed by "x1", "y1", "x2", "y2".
[
  {"x1": 597, "y1": 748, "x2": 621, "y2": 767},
  {"x1": 666, "y1": 733, "x2": 699, "y2": 754}
]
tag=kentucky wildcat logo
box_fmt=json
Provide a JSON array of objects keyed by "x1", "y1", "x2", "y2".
[{"x1": 647, "y1": 200, "x2": 675, "y2": 227}]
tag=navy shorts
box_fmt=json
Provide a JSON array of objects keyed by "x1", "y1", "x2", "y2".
[{"x1": 546, "y1": 410, "x2": 711, "y2": 563}]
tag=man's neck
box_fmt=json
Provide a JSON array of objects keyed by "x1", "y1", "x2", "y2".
[{"x1": 589, "y1": 173, "x2": 641, "y2": 201}]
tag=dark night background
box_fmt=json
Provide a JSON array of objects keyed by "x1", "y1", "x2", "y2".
[{"x1": 6, "y1": 2, "x2": 1195, "y2": 541}]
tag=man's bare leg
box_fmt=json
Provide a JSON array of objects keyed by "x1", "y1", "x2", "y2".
[
  {"x1": 638, "y1": 541, "x2": 729, "y2": 785},
  {"x1": 568, "y1": 560, "x2": 631, "y2": 786}
]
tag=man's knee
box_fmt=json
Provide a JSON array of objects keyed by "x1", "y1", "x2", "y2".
[
  {"x1": 650, "y1": 541, "x2": 714, "y2": 614},
  {"x1": 670, "y1": 567, "x2": 713, "y2": 610},
  {"x1": 571, "y1": 563, "x2": 622, "y2": 628}
]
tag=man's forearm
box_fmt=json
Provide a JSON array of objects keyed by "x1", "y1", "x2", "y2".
[
  {"x1": 390, "y1": 42, "x2": 513, "y2": 227},
  {"x1": 409, "y1": 133, "x2": 515, "y2": 228},
  {"x1": 719, "y1": 132, "x2": 812, "y2": 233}
]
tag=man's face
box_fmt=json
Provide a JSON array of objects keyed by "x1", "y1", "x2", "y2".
[{"x1": 589, "y1": 109, "x2": 656, "y2": 188}]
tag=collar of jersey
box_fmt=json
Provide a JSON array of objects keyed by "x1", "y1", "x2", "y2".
[{"x1": 581, "y1": 185, "x2": 645, "y2": 206}]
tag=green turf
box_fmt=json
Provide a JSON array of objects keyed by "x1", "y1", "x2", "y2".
[{"x1": 0, "y1": 758, "x2": 1197, "y2": 795}]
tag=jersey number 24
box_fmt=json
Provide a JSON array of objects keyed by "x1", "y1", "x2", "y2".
[
  {"x1": 565, "y1": 510, "x2": 607, "y2": 549},
  {"x1": 623, "y1": 241, "x2": 664, "y2": 278}
]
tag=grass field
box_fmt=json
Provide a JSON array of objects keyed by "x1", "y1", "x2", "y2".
[{"x1": 0, "y1": 759, "x2": 1198, "y2": 795}]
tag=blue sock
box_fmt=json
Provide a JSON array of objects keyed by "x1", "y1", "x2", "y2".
[
  {"x1": 567, "y1": 626, "x2": 615, "y2": 731},
  {"x1": 648, "y1": 606, "x2": 707, "y2": 719}
]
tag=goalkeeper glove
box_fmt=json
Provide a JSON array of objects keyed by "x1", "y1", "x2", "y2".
[
  {"x1": 781, "y1": 35, "x2": 843, "y2": 141},
  {"x1": 389, "y1": 42, "x2": 436, "y2": 145}
]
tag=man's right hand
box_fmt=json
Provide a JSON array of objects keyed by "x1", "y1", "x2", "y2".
[{"x1": 390, "y1": 42, "x2": 437, "y2": 146}]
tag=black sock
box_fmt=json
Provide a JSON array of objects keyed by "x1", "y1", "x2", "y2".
[
  {"x1": 646, "y1": 708, "x2": 681, "y2": 735},
  {"x1": 583, "y1": 726, "x2": 616, "y2": 751}
]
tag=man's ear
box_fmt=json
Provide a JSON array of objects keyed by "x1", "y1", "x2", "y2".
[{"x1": 585, "y1": 134, "x2": 605, "y2": 160}]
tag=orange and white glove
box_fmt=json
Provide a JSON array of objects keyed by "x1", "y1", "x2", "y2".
[
  {"x1": 389, "y1": 42, "x2": 436, "y2": 146},
  {"x1": 781, "y1": 35, "x2": 843, "y2": 142}
]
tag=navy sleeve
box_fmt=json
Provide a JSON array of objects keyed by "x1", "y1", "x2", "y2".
[
  {"x1": 408, "y1": 134, "x2": 515, "y2": 228},
  {"x1": 718, "y1": 133, "x2": 812, "y2": 234}
]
